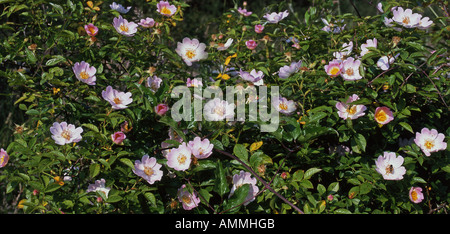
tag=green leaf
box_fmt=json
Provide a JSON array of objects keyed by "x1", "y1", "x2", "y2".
[
  {"x1": 119, "y1": 158, "x2": 135, "y2": 169},
  {"x1": 45, "y1": 183, "x2": 61, "y2": 193},
  {"x1": 25, "y1": 48, "x2": 37, "y2": 64},
  {"x1": 399, "y1": 122, "x2": 414, "y2": 134},
  {"x1": 45, "y1": 55, "x2": 66, "y2": 66},
  {"x1": 89, "y1": 163, "x2": 100, "y2": 178},
  {"x1": 351, "y1": 133, "x2": 367, "y2": 153},
  {"x1": 233, "y1": 144, "x2": 248, "y2": 163},
  {"x1": 106, "y1": 195, "x2": 123, "y2": 203},
  {"x1": 303, "y1": 168, "x2": 321, "y2": 180},
  {"x1": 82, "y1": 123, "x2": 99, "y2": 133},
  {"x1": 224, "y1": 184, "x2": 250, "y2": 213},
  {"x1": 213, "y1": 160, "x2": 228, "y2": 197}
]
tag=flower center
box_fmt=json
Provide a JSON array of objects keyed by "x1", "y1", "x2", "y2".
[
  {"x1": 424, "y1": 140, "x2": 434, "y2": 150},
  {"x1": 402, "y1": 16, "x2": 410, "y2": 24},
  {"x1": 385, "y1": 164, "x2": 394, "y2": 175},
  {"x1": 61, "y1": 129, "x2": 71, "y2": 141},
  {"x1": 119, "y1": 24, "x2": 129, "y2": 33},
  {"x1": 113, "y1": 97, "x2": 122, "y2": 105},
  {"x1": 161, "y1": 7, "x2": 172, "y2": 15},
  {"x1": 279, "y1": 103, "x2": 288, "y2": 111},
  {"x1": 185, "y1": 49, "x2": 196, "y2": 59},
  {"x1": 198, "y1": 148, "x2": 204, "y2": 156},
  {"x1": 330, "y1": 67, "x2": 340, "y2": 75},
  {"x1": 88, "y1": 27, "x2": 97, "y2": 35},
  {"x1": 213, "y1": 106, "x2": 225, "y2": 116},
  {"x1": 347, "y1": 105, "x2": 357, "y2": 115},
  {"x1": 177, "y1": 154, "x2": 187, "y2": 164},
  {"x1": 144, "y1": 167, "x2": 154, "y2": 176},
  {"x1": 375, "y1": 110, "x2": 387, "y2": 122},
  {"x1": 181, "y1": 195, "x2": 191, "y2": 204},
  {"x1": 79, "y1": 71, "x2": 89, "y2": 80},
  {"x1": 345, "y1": 68, "x2": 354, "y2": 76},
  {"x1": 410, "y1": 190, "x2": 418, "y2": 201}
]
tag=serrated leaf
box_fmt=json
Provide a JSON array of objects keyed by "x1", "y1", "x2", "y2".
[
  {"x1": 120, "y1": 158, "x2": 135, "y2": 169},
  {"x1": 399, "y1": 122, "x2": 414, "y2": 134},
  {"x1": 213, "y1": 160, "x2": 228, "y2": 197},
  {"x1": 303, "y1": 168, "x2": 321, "y2": 180},
  {"x1": 106, "y1": 195, "x2": 123, "y2": 203},
  {"x1": 233, "y1": 144, "x2": 248, "y2": 163},
  {"x1": 89, "y1": 163, "x2": 100, "y2": 178},
  {"x1": 224, "y1": 184, "x2": 250, "y2": 213},
  {"x1": 82, "y1": 123, "x2": 99, "y2": 133}
]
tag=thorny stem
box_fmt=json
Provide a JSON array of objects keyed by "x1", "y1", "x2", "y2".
[{"x1": 214, "y1": 148, "x2": 304, "y2": 214}]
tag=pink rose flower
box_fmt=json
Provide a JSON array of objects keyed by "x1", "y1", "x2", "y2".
[
  {"x1": 409, "y1": 187, "x2": 424, "y2": 203},
  {"x1": 177, "y1": 184, "x2": 201, "y2": 210},
  {"x1": 111, "y1": 131, "x2": 126, "y2": 144},
  {"x1": 245, "y1": 39, "x2": 258, "y2": 50},
  {"x1": 84, "y1": 23, "x2": 98, "y2": 37},
  {"x1": 0, "y1": 148, "x2": 9, "y2": 168},
  {"x1": 414, "y1": 127, "x2": 447, "y2": 156},
  {"x1": 254, "y1": 24, "x2": 264, "y2": 33},
  {"x1": 155, "y1": 103, "x2": 169, "y2": 116},
  {"x1": 374, "y1": 106, "x2": 394, "y2": 125}
]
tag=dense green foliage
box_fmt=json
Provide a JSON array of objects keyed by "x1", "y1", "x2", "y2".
[{"x1": 0, "y1": 0, "x2": 449, "y2": 214}]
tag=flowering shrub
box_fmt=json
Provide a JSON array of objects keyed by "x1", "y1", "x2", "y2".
[{"x1": 0, "y1": 0, "x2": 449, "y2": 214}]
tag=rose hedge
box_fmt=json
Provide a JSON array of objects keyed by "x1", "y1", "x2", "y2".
[{"x1": 0, "y1": 0, "x2": 449, "y2": 214}]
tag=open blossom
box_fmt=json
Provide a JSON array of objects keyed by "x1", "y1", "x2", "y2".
[
  {"x1": 50, "y1": 122, "x2": 83, "y2": 146},
  {"x1": 263, "y1": 10, "x2": 289, "y2": 23},
  {"x1": 178, "y1": 184, "x2": 201, "y2": 210},
  {"x1": 324, "y1": 59, "x2": 343, "y2": 77},
  {"x1": 229, "y1": 171, "x2": 259, "y2": 206},
  {"x1": 239, "y1": 69, "x2": 264, "y2": 86},
  {"x1": 188, "y1": 137, "x2": 214, "y2": 159},
  {"x1": 113, "y1": 15, "x2": 138, "y2": 37},
  {"x1": 245, "y1": 39, "x2": 258, "y2": 50},
  {"x1": 272, "y1": 96, "x2": 296, "y2": 115},
  {"x1": 203, "y1": 98, "x2": 235, "y2": 121},
  {"x1": 333, "y1": 41, "x2": 353, "y2": 60},
  {"x1": 254, "y1": 24, "x2": 264, "y2": 33},
  {"x1": 360, "y1": 38, "x2": 377, "y2": 56},
  {"x1": 217, "y1": 38, "x2": 233, "y2": 51},
  {"x1": 166, "y1": 142, "x2": 192, "y2": 171},
  {"x1": 175, "y1": 37, "x2": 208, "y2": 66},
  {"x1": 409, "y1": 187, "x2": 424, "y2": 203},
  {"x1": 72, "y1": 61, "x2": 96, "y2": 85},
  {"x1": 111, "y1": 131, "x2": 126, "y2": 144},
  {"x1": 335, "y1": 94, "x2": 367, "y2": 120},
  {"x1": 146, "y1": 75, "x2": 162, "y2": 92},
  {"x1": 375, "y1": 152, "x2": 406, "y2": 180},
  {"x1": 133, "y1": 155, "x2": 163, "y2": 185},
  {"x1": 102, "y1": 86, "x2": 133, "y2": 110},
  {"x1": 392, "y1": 7, "x2": 422, "y2": 28},
  {"x1": 155, "y1": 103, "x2": 169, "y2": 116},
  {"x1": 84, "y1": 23, "x2": 98, "y2": 37},
  {"x1": 341, "y1": 57, "x2": 362, "y2": 81},
  {"x1": 110, "y1": 2, "x2": 131, "y2": 14},
  {"x1": 414, "y1": 128, "x2": 447, "y2": 156},
  {"x1": 237, "y1": 7, "x2": 252, "y2": 16},
  {"x1": 157, "y1": 1, "x2": 177, "y2": 17},
  {"x1": 278, "y1": 60, "x2": 302, "y2": 79},
  {"x1": 138, "y1": 17, "x2": 155, "y2": 28},
  {"x1": 87, "y1": 178, "x2": 111, "y2": 198},
  {"x1": 374, "y1": 106, "x2": 394, "y2": 125},
  {"x1": 0, "y1": 148, "x2": 9, "y2": 168}
]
